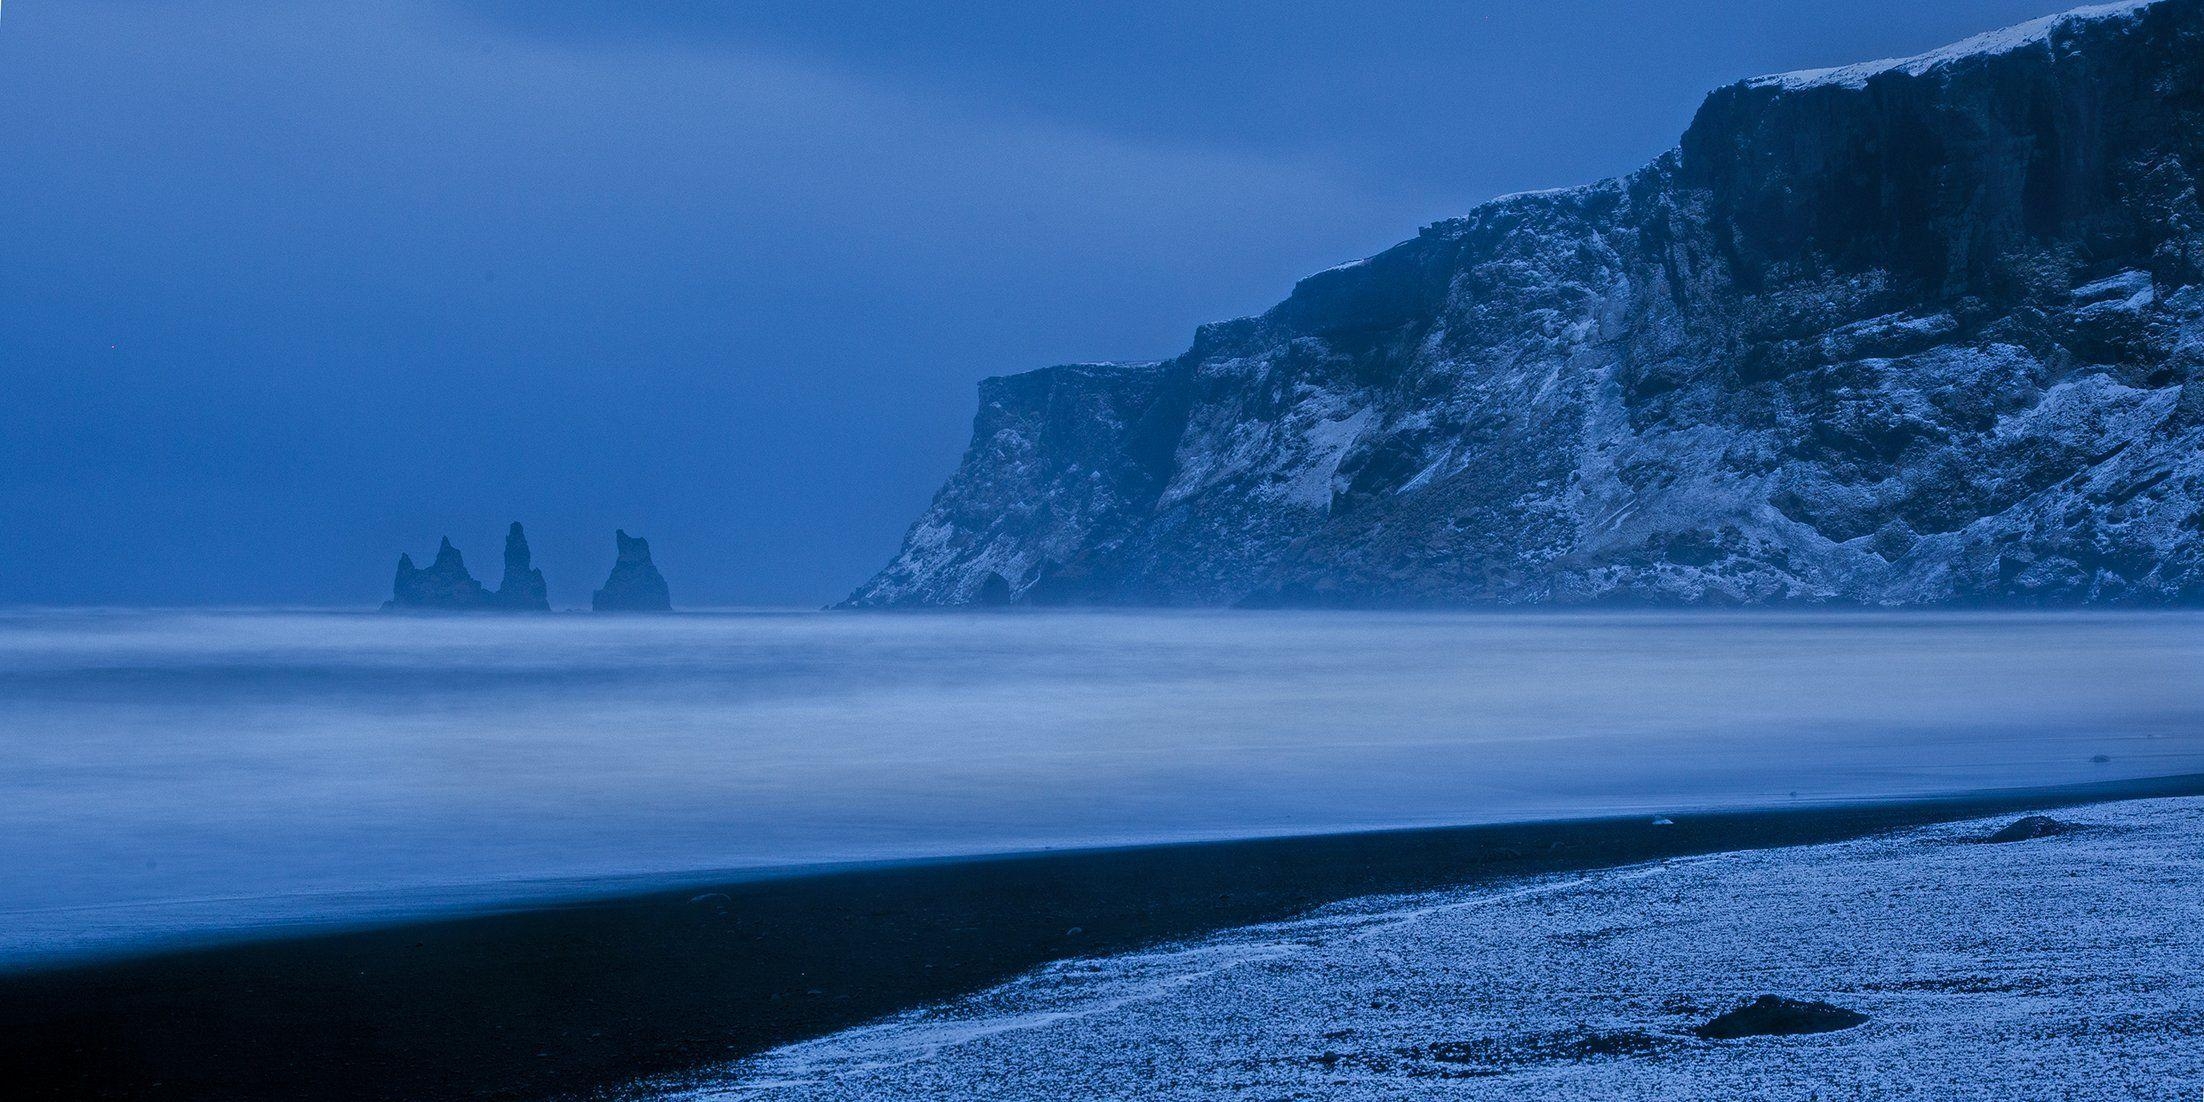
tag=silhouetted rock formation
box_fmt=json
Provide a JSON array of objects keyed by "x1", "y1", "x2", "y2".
[
  {"x1": 386, "y1": 537, "x2": 491, "y2": 610},
  {"x1": 592, "y1": 530, "x2": 673, "y2": 612},
  {"x1": 385, "y1": 524, "x2": 552, "y2": 612},
  {"x1": 487, "y1": 522, "x2": 551, "y2": 611}
]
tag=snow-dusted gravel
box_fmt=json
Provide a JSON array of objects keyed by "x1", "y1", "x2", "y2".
[{"x1": 651, "y1": 797, "x2": 2204, "y2": 1101}]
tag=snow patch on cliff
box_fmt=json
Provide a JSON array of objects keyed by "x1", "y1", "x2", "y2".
[{"x1": 1750, "y1": 0, "x2": 2160, "y2": 90}]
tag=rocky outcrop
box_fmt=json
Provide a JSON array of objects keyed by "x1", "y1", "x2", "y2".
[
  {"x1": 385, "y1": 523, "x2": 551, "y2": 611},
  {"x1": 385, "y1": 537, "x2": 491, "y2": 610},
  {"x1": 591, "y1": 530, "x2": 673, "y2": 612},
  {"x1": 849, "y1": 0, "x2": 2204, "y2": 608},
  {"x1": 487, "y1": 522, "x2": 550, "y2": 611}
]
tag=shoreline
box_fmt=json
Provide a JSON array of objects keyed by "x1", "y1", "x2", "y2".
[
  {"x1": 690, "y1": 791, "x2": 2204, "y2": 1100},
  {"x1": 7, "y1": 773, "x2": 2204, "y2": 1101}
]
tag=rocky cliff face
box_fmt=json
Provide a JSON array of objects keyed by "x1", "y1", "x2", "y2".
[
  {"x1": 592, "y1": 530, "x2": 673, "y2": 612},
  {"x1": 849, "y1": 0, "x2": 2204, "y2": 608}
]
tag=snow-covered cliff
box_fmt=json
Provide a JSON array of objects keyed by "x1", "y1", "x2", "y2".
[{"x1": 850, "y1": 0, "x2": 2204, "y2": 608}]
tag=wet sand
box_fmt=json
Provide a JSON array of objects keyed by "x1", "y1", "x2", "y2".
[{"x1": 6, "y1": 773, "x2": 2202, "y2": 1101}]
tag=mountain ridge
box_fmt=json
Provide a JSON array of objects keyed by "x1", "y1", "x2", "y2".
[{"x1": 848, "y1": 0, "x2": 2204, "y2": 608}]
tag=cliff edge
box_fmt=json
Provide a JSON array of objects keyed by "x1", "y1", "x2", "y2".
[{"x1": 849, "y1": 0, "x2": 2204, "y2": 608}]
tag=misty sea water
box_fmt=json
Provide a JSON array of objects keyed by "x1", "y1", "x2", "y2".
[{"x1": 2, "y1": 608, "x2": 2201, "y2": 966}]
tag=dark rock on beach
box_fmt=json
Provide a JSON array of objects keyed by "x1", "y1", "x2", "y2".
[
  {"x1": 1983, "y1": 814, "x2": 2083, "y2": 842},
  {"x1": 386, "y1": 537, "x2": 491, "y2": 610},
  {"x1": 1693, "y1": 995, "x2": 1869, "y2": 1040},
  {"x1": 592, "y1": 530, "x2": 673, "y2": 612}
]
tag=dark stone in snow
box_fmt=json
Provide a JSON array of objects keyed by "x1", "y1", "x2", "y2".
[
  {"x1": 487, "y1": 522, "x2": 550, "y2": 611},
  {"x1": 592, "y1": 530, "x2": 673, "y2": 612},
  {"x1": 1694, "y1": 996, "x2": 1868, "y2": 1040},
  {"x1": 1983, "y1": 815, "x2": 2082, "y2": 843},
  {"x1": 386, "y1": 537, "x2": 491, "y2": 610}
]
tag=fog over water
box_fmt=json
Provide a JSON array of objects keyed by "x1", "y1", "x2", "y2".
[{"x1": 3, "y1": 608, "x2": 2200, "y2": 965}]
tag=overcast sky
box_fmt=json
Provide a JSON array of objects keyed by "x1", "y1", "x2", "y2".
[{"x1": 0, "y1": 0, "x2": 2090, "y2": 606}]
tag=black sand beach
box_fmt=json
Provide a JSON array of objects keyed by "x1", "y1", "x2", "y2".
[{"x1": 7, "y1": 774, "x2": 2203, "y2": 1102}]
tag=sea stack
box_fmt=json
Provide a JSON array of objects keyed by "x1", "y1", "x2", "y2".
[
  {"x1": 386, "y1": 537, "x2": 491, "y2": 610},
  {"x1": 487, "y1": 522, "x2": 551, "y2": 611},
  {"x1": 591, "y1": 530, "x2": 673, "y2": 612}
]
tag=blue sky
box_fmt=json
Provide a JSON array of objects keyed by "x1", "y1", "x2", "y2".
[{"x1": 0, "y1": 0, "x2": 2087, "y2": 606}]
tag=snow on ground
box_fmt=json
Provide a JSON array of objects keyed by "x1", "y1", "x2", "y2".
[{"x1": 651, "y1": 797, "x2": 2204, "y2": 1100}]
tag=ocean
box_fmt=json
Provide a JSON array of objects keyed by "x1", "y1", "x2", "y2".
[{"x1": 3, "y1": 607, "x2": 2199, "y2": 965}]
